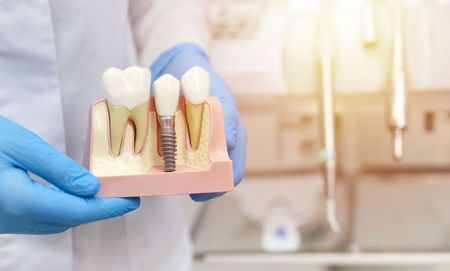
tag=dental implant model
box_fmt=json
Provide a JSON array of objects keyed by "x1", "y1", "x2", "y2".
[
  {"x1": 154, "y1": 74, "x2": 180, "y2": 172},
  {"x1": 181, "y1": 66, "x2": 210, "y2": 150},
  {"x1": 102, "y1": 66, "x2": 151, "y2": 156},
  {"x1": 88, "y1": 66, "x2": 234, "y2": 197}
]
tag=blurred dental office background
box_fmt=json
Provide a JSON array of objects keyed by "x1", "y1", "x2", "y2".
[{"x1": 186, "y1": 0, "x2": 450, "y2": 270}]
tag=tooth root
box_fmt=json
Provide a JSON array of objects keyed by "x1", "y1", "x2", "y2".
[
  {"x1": 106, "y1": 102, "x2": 149, "y2": 156},
  {"x1": 130, "y1": 102, "x2": 149, "y2": 154},
  {"x1": 107, "y1": 104, "x2": 130, "y2": 156},
  {"x1": 185, "y1": 102, "x2": 204, "y2": 150}
]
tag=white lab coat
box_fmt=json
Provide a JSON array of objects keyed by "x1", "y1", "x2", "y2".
[{"x1": 0, "y1": 1, "x2": 210, "y2": 270}]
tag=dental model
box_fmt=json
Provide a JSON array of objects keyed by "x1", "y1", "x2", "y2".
[
  {"x1": 102, "y1": 66, "x2": 151, "y2": 156},
  {"x1": 181, "y1": 66, "x2": 210, "y2": 150},
  {"x1": 87, "y1": 66, "x2": 233, "y2": 197},
  {"x1": 154, "y1": 74, "x2": 180, "y2": 172}
]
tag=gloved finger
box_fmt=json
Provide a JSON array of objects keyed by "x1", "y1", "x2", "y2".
[
  {"x1": 190, "y1": 119, "x2": 247, "y2": 202},
  {"x1": 0, "y1": 117, "x2": 99, "y2": 197},
  {"x1": 33, "y1": 188, "x2": 141, "y2": 227},
  {"x1": 25, "y1": 227, "x2": 69, "y2": 235},
  {"x1": 43, "y1": 197, "x2": 140, "y2": 227},
  {"x1": 32, "y1": 229, "x2": 68, "y2": 235},
  {"x1": 1, "y1": 196, "x2": 71, "y2": 235},
  {"x1": 0, "y1": 168, "x2": 140, "y2": 227},
  {"x1": 209, "y1": 73, "x2": 239, "y2": 151},
  {"x1": 190, "y1": 192, "x2": 225, "y2": 202},
  {"x1": 228, "y1": 119, "x2": 247, "y2": 186},
  {"x1": 4, "y1": 223, "x2": 69, "y2": 235}
]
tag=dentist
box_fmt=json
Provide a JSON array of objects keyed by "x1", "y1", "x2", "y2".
[{"x1": 0, "y1": 1, "x2": 246, "y2": 271}]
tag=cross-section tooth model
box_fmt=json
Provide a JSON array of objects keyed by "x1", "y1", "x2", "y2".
[
  {"x1": 87, "y1": 66, "x2": 233, "y2": 197},
  {"x1": 154, "y1": 74, "x2": 180, "y2": 172},
  {"x1": 102, "y1": 66, "x2": 151, "y2": 156},
  {"x1": 181, "y1": 66, "x2": 210, "y2": 150}
]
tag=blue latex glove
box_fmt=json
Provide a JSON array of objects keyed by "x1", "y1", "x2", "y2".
[
  {"x1": 0, "y1": 116, "x2": 140, "y2": 234},
  {"x1": 151, "y1": 43, "x2": 247, "y2": 202}
]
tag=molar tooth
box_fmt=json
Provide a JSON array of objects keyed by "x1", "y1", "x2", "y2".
[{"x1": 102, "y1": 66, "x2": 150, "y2": 156}]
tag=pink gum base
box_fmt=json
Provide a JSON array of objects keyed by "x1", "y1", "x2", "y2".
[{"x1": 84, "y1": 96, "x2": 234, "y2": 198}]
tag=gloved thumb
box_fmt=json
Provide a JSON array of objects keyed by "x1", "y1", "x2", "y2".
[{"x1": 0, "y1": 117, "x2": 99, "y2": 197}]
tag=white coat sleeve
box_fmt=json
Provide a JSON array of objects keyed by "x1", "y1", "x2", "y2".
[{"x1": 129, "y1": 0, "x2": 211, "y2": 67}]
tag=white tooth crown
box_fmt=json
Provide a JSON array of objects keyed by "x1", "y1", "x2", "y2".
[
  {"x1": 103, "y1": 66, "x2": 151, "y2": 109},
  {"x1": 181, "y1": 66, "x2": 210, "y2": 105},
  {"x1": 102, "y1": 66, "x2": 151, "y2": 156},
  {"x1": 154, "y1": 74, "x2": 180, "y2": 116}
]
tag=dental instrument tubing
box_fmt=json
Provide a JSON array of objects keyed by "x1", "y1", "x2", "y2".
[
  {"x1": 320, "y1": 39, "x2": 339, "y2": 233},
  {"x1": 321, "y1": 46, "x2": 336, "y2": 204},
  {"x1": 319, "y1": 0, "x2": 339, "y2": 232},
  {"x1": 388, "y1": 0, "x2": 407, "y2": 160}
]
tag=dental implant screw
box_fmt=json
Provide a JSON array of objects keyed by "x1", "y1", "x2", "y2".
[{"x1": 158, "y1": 116, "x2": 177, "y2": 172}]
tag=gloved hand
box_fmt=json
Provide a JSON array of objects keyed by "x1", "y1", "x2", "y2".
[
  {"x1": 151, "y1": 43, "x2": 247, "y2": 201},
  {"x1": 0, "y1": 116, "x2": 140, "y2": 234}
]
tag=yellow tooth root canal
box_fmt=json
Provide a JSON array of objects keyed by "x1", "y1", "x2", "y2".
[
  {"x1": 107, "y1": 102, "x2": 148, "y2": 156},
  {"x1": 185, "y1": 101, "x2": 204, "y2": 151}
]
